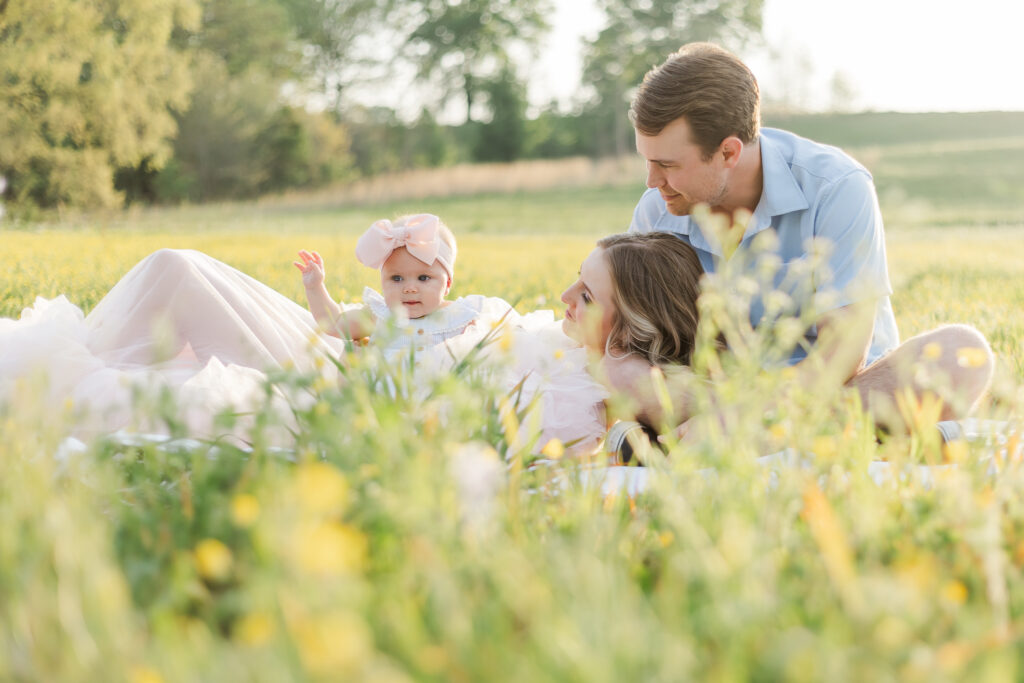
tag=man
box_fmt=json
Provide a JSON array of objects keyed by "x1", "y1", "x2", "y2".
[{"x1": 603, "y1": 42, "x2": 993, "y2": 435}]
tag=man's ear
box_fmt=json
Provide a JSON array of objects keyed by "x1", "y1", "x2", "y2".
[{"x1": 720, "y1": 136, "x2": 744, "y2": 168}]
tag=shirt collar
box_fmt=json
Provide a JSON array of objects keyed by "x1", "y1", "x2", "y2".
[{"x1": 744, "y1": 131, "x2": 810, "y2": 238}]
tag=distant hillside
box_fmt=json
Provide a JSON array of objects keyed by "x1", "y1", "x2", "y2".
[
  {"x1": 763, "y1": 111, "x2": 1024, "y2": 148},
  {"x1": 760, "y1": 111, "x2": 1024, "y2": 227}
]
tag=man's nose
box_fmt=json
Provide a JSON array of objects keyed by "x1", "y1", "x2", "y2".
[{"x1": 645, "y1": 162, "x2": 662, "y2": 189}]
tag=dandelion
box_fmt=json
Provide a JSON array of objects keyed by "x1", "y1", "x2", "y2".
[
  {"x1": 658, "y1": 531, "x2": 674, "y2": 548},
  {"x1": 942, "y1": 439, "x2": 969, "y2": 464},
  {"x1": 235, "y1": 611, "x2": 275, "y2": 646},
  {"x1": 540, "y1": 438, "x2": 564, "y2": 460},
  {"x1": 130, "y1": 667, "x2": 164, "y2": 683},
  {"x1": 499, "y1": 327, "x2": 514, "y2": 352},
  {"x1": 194, "y1": 538, "x2": 233, "y2": 582},
  {"x1": 553, "y1": 348, "x2": 564, "y2": 360},
  {"x1": 231, "y1": 493, "x2": 261, "y2": 527},
  {"x1": 293, "y1": 613, "x2": 372, "y2": 675},
  {"x1": 294, "y1": 521, "x2": 367, "y2": 575},
  {"x1": 923, "y1": 342, "x2": 943, "y2": 361},
  {"x1": 294, "y1": 461, "x2": 349, "y2": 515},
  {"x1": 941, "y1": 580, "x2": 968, "y2": 605},
  {"x1": 956, "y1": 346, "x2": 989, "y2": 368},
  {"x1": 812, "y1": 435, "x2": 839, "y2": 461}
]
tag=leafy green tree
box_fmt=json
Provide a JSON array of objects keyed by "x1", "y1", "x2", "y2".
[
  {"x1": 404, "y1": 0, "x2": 551, "y2": 124},
  {"x1": 581, "y1": 0, "x2": 763, "y2": 156},
  {"x1": 181, "y1": 0, "x2": 298, "y2": 77},
  {"x1": 0, "y1": 0, "x2": 199, "y2": 209},
  {"x1": 162, "y1": 53, "x2": 280, "y2": 201},
  {"x1": 280, "y1": 0, "x2": 394, "y2": 114},
  {"x1": 474, "y1": 66, "x2": 527, "y2": 162},
  {"x1": 122, "y1": 0, "x2": 360, "y2": 202}
]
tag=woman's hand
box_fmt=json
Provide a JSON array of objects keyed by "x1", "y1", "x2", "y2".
[{"x1": 293, "y1": 250, "x2": 325, "y2": 290}]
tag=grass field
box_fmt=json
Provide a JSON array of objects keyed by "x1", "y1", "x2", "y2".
[{"x1": 3, "y1": 117, "x2": 1024, "y2": 680}]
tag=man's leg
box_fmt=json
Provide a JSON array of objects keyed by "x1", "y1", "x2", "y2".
[{"x1": 847, "y1": 324, "x2": 994, "y2": 430}]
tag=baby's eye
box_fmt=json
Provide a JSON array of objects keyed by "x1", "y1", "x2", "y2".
[
  {"x1": 418, "y1": 274, "x2": 431, "y2": 282},
  {"x1": 390, "y1": 275, "x2": 403, "y2": 282}
]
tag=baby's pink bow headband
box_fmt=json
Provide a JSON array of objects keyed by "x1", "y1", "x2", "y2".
[{"x1": 355, "y1": 214, "x2": 455, "y2": 278}]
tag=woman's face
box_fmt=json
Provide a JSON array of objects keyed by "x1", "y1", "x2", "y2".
[{"x1": 560, "y1": 247, "x2": 616, "y2": 351}]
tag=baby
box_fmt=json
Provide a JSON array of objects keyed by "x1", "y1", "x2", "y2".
[
  {"x1": 295, "y1": 214, "x2": 483, "y2": 350},
  {"x1": 295, "y1": 213, "x2": 609, "y2": 454}
]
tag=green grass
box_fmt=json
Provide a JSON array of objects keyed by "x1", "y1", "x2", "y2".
[{"x1": 3, "y1": 119, "x2": 1024, "y2": 680}]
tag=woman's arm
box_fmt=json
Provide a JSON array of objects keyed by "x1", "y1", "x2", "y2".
[{"x1": 595, "y1": 354, "x2": 698, "y2": 429}]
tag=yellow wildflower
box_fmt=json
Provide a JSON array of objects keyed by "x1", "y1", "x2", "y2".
[
  {"x1": 294, "y1": 462, "x2": 349, "y2": 515},
  {"x1": 956, "y1": 346, "x2": 989, "y2": 368},
  {"x1": 194, "y1": 538, "x2": 233, "y2": 582},
  {"x1": 941, "y1": 580, "x2": 968, "y2": 605},
  {"x1": 922, "y1": 342, "x2": 943, "y2": 361},
  {"x1": 540, "y1": 438, "x2": 564, "y2": 460},
  {"x1": 812, "y1": 435, "x2": 839, "y2": 461},
  {"x1": 230, "y1": 494, "x2": 261, "y2": 527},
  {"x1": 499, "y1": 327, "x2": 514, "y2": 352},
  {"x1": 942, "y1": 439, "x2": 969, "y2": 464},
  {"x1": 293, "y1": 613, "x2": 372, "y2": 675},
  {"x1": 130, "y1": 667, "x2": 164, "y2": 683},
  {"x1": 235, "y1": 611, "x2": 275, "y2": 646},
  {"x1": 294, "y1": 521, "x2": 367, "y2": 575}
]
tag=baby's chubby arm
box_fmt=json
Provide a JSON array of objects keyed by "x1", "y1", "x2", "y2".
[{"x1": 293, "y1": 250, "x2": 375, "y2": 339}]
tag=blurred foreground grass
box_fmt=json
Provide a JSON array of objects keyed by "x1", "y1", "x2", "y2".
[{"x1": 3, "y1": 182, "x2": 1024, "y2": 680}]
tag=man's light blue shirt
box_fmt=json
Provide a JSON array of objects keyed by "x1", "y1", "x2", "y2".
[{"x1": 630, "y1": 127, "x2": 899, "y2": 366}]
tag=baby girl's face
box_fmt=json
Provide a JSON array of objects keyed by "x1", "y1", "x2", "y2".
[{"x1": 381, "y1": 247, "x2": 451, "y2": 319}]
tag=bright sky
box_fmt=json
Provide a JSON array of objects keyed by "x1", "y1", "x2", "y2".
[{"x1": 530, "y1": 0, "x2": 1024, "y2": 113}]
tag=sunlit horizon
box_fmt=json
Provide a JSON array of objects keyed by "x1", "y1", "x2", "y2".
[{"x1": 528, "y1": 0, "x2": 1024, "y2": 116}]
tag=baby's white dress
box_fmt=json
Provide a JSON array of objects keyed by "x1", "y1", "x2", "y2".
[
  {"x1": 359, "y1": 286, "x2": 609, "y2": 453},
  {"x1": 0, "y1": 249, "x2": 606, "y2": 451}
]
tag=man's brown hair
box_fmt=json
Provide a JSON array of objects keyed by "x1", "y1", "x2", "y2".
[{"x1": 629, "y1": 42, "x2": 761, "y2": 159}]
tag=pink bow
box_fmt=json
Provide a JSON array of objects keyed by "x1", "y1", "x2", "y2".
[{"x1": 355, "y1": 214, "x2": 446, "y2": 271}]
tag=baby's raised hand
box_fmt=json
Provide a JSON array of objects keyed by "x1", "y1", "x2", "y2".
[{"x1": 293, "y1": 250, "x2": 326, "y2": 289}]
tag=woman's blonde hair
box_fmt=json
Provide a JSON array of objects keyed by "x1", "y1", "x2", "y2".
[{"x1": 598, "y1": 232, "x2": 703, "y2": 366}]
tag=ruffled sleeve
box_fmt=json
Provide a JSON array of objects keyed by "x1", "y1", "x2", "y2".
[{"x1": 362, "y1": 287, "x2": 391, "y2": 321}]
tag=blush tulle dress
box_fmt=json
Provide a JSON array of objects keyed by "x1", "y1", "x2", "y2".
[{"x1": 1, "y1": 249, "x2": 606, "y2": 452}]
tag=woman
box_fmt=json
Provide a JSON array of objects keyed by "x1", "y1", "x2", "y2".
[
  {"x1": 0, "y1": 233, "x2": 706, "y2": 452},
  {"x1": 561, "y1": 232, "x2": 704, "y2": 431}
]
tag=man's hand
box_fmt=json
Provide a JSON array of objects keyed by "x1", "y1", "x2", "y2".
[{"x1": 795, "y1": 301, "x2": 875, "y2": 392}]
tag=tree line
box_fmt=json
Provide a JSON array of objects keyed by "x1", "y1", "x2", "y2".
[{"x1": 0, "y1": 0, "x2": 762, "y2": 213}]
